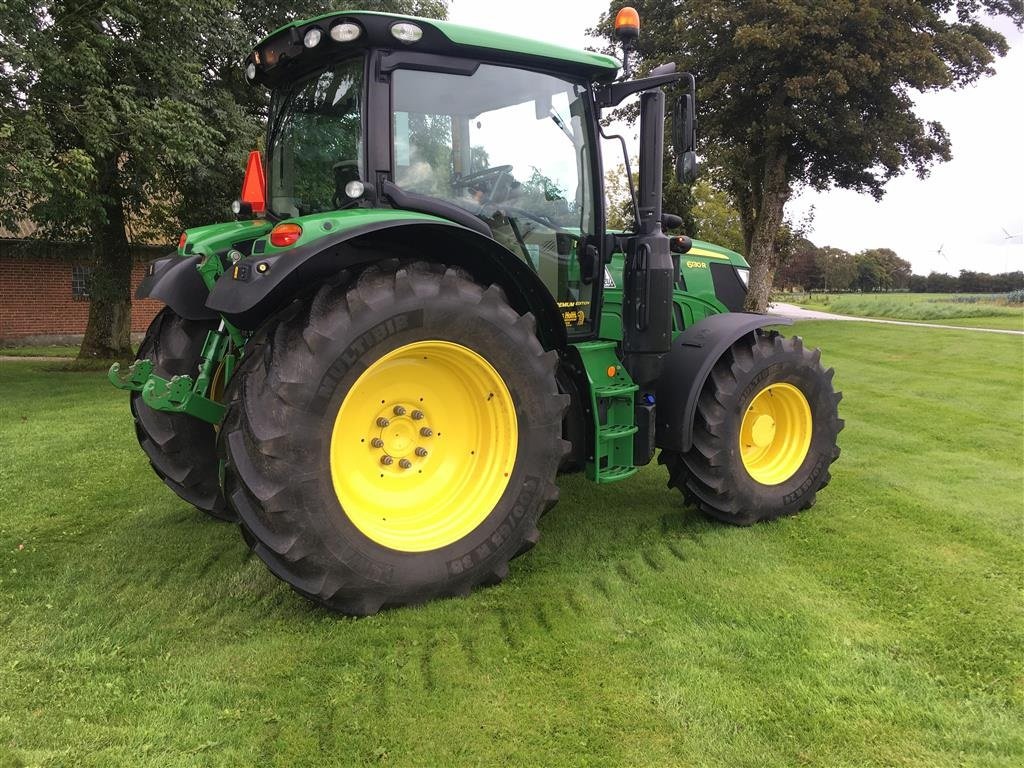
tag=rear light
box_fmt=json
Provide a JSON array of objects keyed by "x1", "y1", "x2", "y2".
[
  {"x1": 270, "y1": 223, "x2": 302, "y2": 248},
  {"x1": 178, "y1": 233, "x2": 187, "y2": 250}
]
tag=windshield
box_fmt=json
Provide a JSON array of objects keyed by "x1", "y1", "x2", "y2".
[
  {"x1": 392, "y1": 64, "x2": 597, "y2": 328},
  {"x1": 267, "y1": 57, "x2": 364, "y2": 218}
]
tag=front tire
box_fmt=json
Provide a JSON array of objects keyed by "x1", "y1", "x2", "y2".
[
  {"x1": 660, "y1": 330, "x2": 842, "y2": 525},
  {"x1": 220, "y1": 263, "x2": 567, "y2": 615}
]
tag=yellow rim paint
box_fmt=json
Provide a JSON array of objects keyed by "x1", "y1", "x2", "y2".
[
  {"x1": 739, "y1": 382, "x2": 812, "y2": 485},
  {"x1": 330, "y1": 340, "x2": 518, "y2": 552}
]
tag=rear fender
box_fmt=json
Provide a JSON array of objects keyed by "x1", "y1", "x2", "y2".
[
  {"x1": 655, "y1": 312, "x2": 793, "y2": 453},
  {"x1": 135, "y1": 254, "x2": 218, "y2": 321},
  {"x1": 205, "y1": 218, "x2": 568, "y2": 350}
]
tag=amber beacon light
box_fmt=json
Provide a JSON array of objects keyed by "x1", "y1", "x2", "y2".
[{"x1": 614, "y1": 6, "x2": 640, "y2": 41}]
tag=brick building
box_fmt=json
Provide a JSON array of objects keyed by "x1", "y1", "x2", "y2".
[{"x1": 0, "y1": 236, "x2": 169, "y2": 343}]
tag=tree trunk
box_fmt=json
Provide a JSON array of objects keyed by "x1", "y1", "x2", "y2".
[
  {"x1": 740, "y1": 148, "x2": 792, "y2": 313},
  {"x1": 79, "y1": 156, "x2": 133, "y2": 360}
]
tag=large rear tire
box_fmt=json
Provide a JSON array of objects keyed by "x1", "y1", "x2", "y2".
[
  {"x1": 131, "y1": 308, "x2": 233, "y2": 521},
  {"x1": 660, "y1": 330, "x2": 842, "y2": 525},
  {"x1": 219, "y1": 263, "x2": 567, "y2": 615}
]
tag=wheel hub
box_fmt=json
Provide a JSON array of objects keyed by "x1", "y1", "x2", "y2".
[
  {"x1": 330, "y1": 340, "x2": 518, "y2": 552},
  {"x1": 750, "y1": 414, "x2": 776, "y2": 448},
  {"x1": 739, "y1": 382, "x2": 812, "y2": 486},
  {"x1": 370, "y1": 404, "x2": 431, "y2": 466}
]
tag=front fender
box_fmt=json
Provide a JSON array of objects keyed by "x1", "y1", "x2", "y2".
[
  {"x1": 135, "y1": 253, "x2": 218, "y2": 321},
  {"x1": 206, "y1": 213, "x2": 567, "y2": 350},
  {"x1": 654, "y1": 312, "x2": 793, "y2": 453}
]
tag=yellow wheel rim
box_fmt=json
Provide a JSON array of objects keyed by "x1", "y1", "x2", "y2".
[
  {"x1": 739, "y1": 382, "x2": 812, "y2": 486},
  {"x1": 330, "y1": 340, "x2": 518, "y2": 552}
]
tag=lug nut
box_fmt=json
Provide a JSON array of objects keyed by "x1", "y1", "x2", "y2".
[
  {"x1": 370, "y1": 438, "x2": 384, "y2": 448},
  {"x1": 393, "y1": 405, "x2": 406, "y2": 416},
  {"x1": 415, "y1": 447, "x2": 428, "y2": 457},
  {"x1": 380, "y1": 456, "x2": 394, "y2": 466},
  {"x1": 411, "y1": 410, "x2": 424, "y2": 420},
  {"x1": 399, "y1": 458, "x2": 412, "y2": 469},
  {"x1": 420, "y1": 427, "x2": 432, "y2": 437},
  {"x1": 376, "y1": 417, "x2": 390, "y2": 427}
]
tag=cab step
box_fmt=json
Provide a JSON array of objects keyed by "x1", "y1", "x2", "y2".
[{"x1": 573, "y1": 340, "x2": 640, "y2": 484}]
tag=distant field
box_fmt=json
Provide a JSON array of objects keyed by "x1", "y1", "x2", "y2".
[
  {"x1": 2, "y1": 320, "x2": 1022, "y2": 767},
  {"x1": 784, "y1": 293, "x2": 1023, "y2": 330}
]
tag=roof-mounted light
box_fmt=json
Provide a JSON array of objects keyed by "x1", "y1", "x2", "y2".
[
  {"x1": 614, "y1": 6, "x2": 640, "y2": 41},
  {"x1": 303, "y1": 27, "x2": 322, "y2": 48},
  {"x1": 330, "y1": 21, "x2": 361, "y2": 42},
  {"x1": 245, "y1": 62, "x2": 256, "y2": 81},
  {"x1": 391, "y1": 22, "x2": 423, "y2": 43}
]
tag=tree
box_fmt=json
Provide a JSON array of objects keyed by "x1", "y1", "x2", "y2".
[
  {"x1": 0, "y1": 0, "x2": 446, "y2": 359},
  {"x1": 853, "y1": 248, "x2": 912, "y2": 291},
  {"x1": 775, "y1": 237, "x2": 822, "y2": 291},
  {"x1": 925, "y1": 271, "x2": 958, "y2": 293},
  {"x1": 689, "y1": 178, "x2": 744, "y2": 254},
  {"x1": 816, "y1": 246, "x2": 858, "y2": 292},
  {"x1": 593, "y1": 1, "x2": 1023, "y2": 310}
]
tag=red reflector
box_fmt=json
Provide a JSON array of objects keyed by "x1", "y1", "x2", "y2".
[
  {"x1": 241, "y1": 150, "x2": 267, "y2": 214},
  {"x1": 178, "y1": 232, "x2": 187, "y2": 250},
  {"x1": 270, "y1": 223, "x2": 302, "y2": 247}
]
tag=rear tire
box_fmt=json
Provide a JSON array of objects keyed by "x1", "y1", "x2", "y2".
[
  {"x1": 131, "y1": 308, "x2": 233, "y2": 521},
  {"x1": 220, "y1": 263, "x2": 567, "y2": 615},
  {"x1": 660, "y1": 330, "x2": 842, "y2": 525}
]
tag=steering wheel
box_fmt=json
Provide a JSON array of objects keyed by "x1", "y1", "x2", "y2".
[{"x1": 452, "y1": 165, "x2": 514, "y2": 204}]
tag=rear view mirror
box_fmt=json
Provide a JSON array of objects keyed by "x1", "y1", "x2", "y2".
[
  {"x1": 673, "y1": 75, "x2": 698, "y2": 183},
  {"x1": 676, "y1": 151, "x2": 699, "y2": 184}
]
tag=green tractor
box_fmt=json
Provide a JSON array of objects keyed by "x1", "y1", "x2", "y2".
[{"x1": 110, "y1": 7, "x2": 842, "y2": 614}]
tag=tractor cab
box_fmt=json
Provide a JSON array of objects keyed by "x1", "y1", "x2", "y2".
[{"x1": 247, "y1": 11, "x2": 617, "y2": 335}]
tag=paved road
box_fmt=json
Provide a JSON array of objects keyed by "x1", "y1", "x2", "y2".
[{"x1": 771, "y1": 302, "x2": 1024, "y2": 336}]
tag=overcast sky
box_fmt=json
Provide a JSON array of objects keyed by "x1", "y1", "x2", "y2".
[{"x1": 447, "y1": 0, "x2": 1024, "y2": 276}]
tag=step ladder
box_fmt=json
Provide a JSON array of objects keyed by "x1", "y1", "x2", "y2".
[{"x1": 574, "y1": 341, "x2": 639, "y2": 484}]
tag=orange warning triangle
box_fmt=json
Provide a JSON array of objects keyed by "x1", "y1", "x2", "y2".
[{"x1": 240, "y1": 150, "x2": 266, "y2": 213}]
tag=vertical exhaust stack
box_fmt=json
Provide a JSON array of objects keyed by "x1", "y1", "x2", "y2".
[{"x1": 615, "y1": 9, "x2": 674, "y2": 388}]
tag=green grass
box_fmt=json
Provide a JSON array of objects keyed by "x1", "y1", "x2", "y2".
[
  {"x1": 786, "y1": 293, "x2": 1024, "y2": 330},
  {"x1": 0, "y1": 345, "x2": 79, "y2": 358},
  {"x1": 2, "y1": 321, "x2": 1022, "y2": 767}
]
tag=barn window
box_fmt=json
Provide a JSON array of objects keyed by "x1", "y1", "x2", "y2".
[{"x1": 71, "y1": 265, "x2": 92, "y2": 300}]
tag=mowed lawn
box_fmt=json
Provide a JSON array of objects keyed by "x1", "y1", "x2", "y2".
[
  {"x1": 785, "y1": 292, "x2": 1024, "y2": 331},
  {"x1": 1, "y1": 321, "x2": 1022, "y2": 767}
]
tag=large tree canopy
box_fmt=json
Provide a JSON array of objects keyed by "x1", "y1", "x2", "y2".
[
  {"x1": 593, "y1": 0, "x2": 1023, "y2": 310},
  {"x1": 0, "y1": 0, "x2": 446, "y2": 358}
]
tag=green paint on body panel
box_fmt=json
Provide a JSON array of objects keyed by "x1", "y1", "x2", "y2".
[
  {"x1": 254, "y1": 207, "x2": 453, "y2": 254},
  {"x1": 598, "y1": 238, "x2": 745, "y2": 342},
  {"x1": 180, "y1": 220, "x2": 273, "y2": 257}
]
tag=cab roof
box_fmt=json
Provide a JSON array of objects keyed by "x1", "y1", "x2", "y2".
[{"x1": 248, "y1": 10, "x2": 620, "y2": 88}]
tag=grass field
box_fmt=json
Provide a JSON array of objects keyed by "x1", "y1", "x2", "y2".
[
  {"x1": 0, "y1": 345, "x2": 80, "y2": 358},
  {"x1": 2, "y1": 321, "x2": 1022, "y2": 767},
  {"x1": 783, "y1": 293, "x2": 1024, "y2": 330}
]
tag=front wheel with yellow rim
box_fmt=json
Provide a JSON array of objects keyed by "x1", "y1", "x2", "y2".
[
  {"x1": 219, "y1": 262, "x2": 567, "y2": 615},
  {"x1": 660, "y1": 330, "x2": 843, "y2": 525}
]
